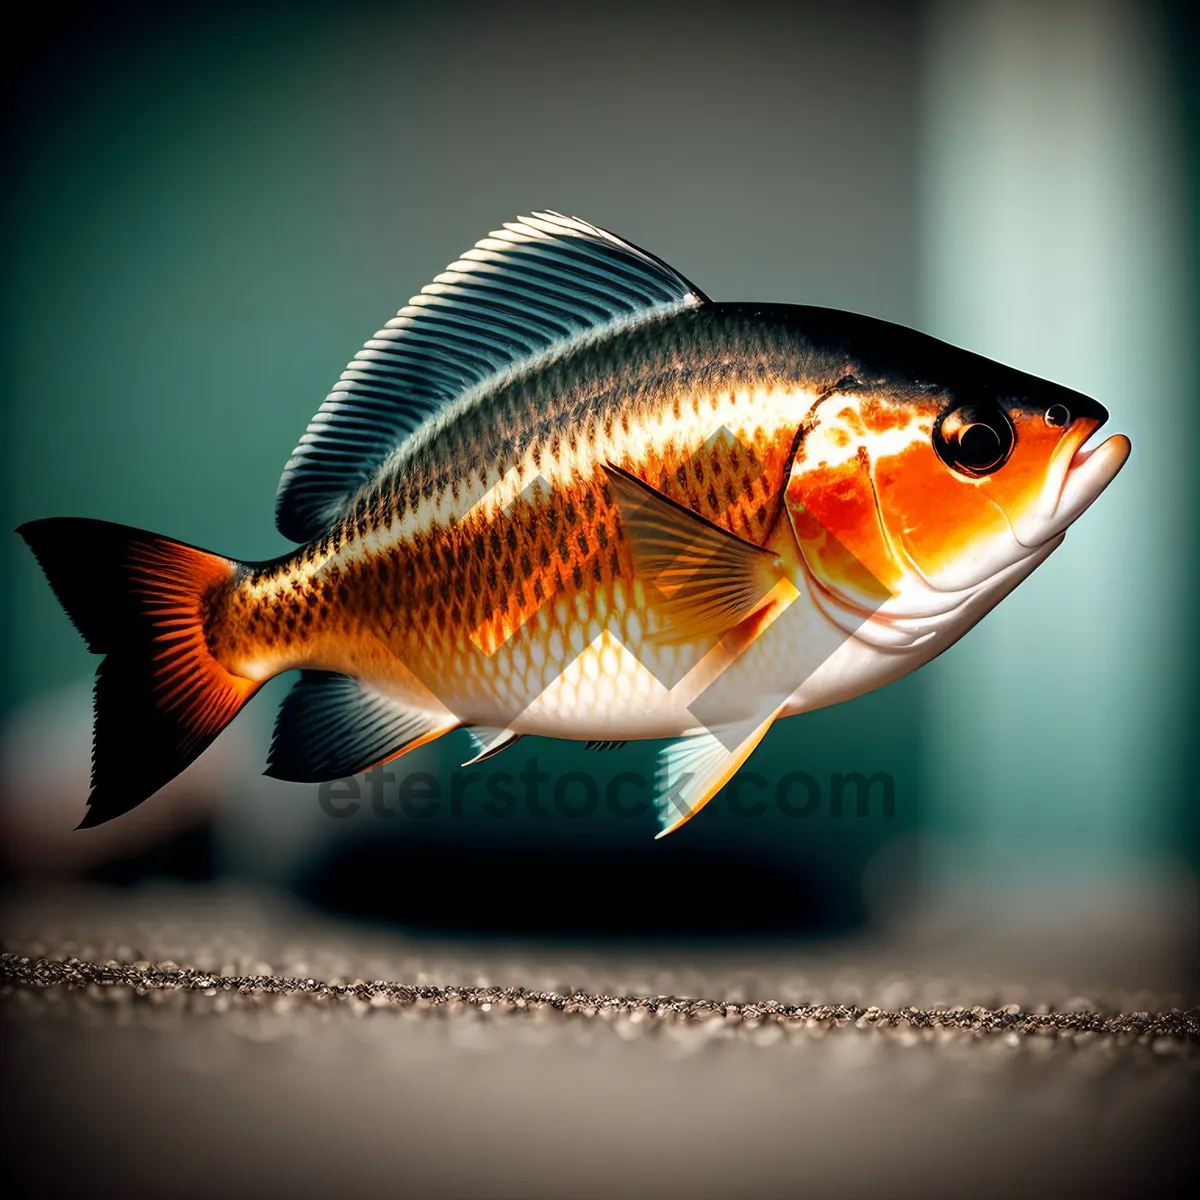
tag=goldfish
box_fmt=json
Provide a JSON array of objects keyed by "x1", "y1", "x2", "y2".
[{"x1": 18, "y1": 212, "x2": 1130, "y2": 834}]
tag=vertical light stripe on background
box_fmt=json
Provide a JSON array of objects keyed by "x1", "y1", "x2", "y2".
[{"x1": 917, "y1": 0, "x2": 1191, "y2": 877}]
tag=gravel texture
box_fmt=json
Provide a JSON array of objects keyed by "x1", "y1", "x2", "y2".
[
  {"x1": 2, "y1": 884, "x2": 1197, "y2": 1198},
  {"x1": 4, "y1": 951, "x2": 1198, "y2": 1043}
]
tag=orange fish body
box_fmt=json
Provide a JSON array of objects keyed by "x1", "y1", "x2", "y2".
[{"x1": 18, "y1": 214, "x2": 1130, "y2": 833}]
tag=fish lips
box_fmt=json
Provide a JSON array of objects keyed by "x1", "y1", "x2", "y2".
[{"x1": 1014, "y1": 418, "x2": 1132, "y2": 548}]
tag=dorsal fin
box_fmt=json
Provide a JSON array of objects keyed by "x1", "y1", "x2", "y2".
[{"x1": 275, "y1": 211, "x2": 708, "y2": 543}]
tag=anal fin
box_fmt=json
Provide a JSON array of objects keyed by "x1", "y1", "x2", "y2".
[
  {"x1": 265, "y1": 672, "x2": 456, "y2": 782},
  {"x1": 654, "y1": 705, "x2": 786, "y2": 838},
  {"x1": 462, "y1": 726, "x2": 522, "y2": 766}
]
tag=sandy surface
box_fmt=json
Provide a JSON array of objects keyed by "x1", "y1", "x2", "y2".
[{"x1": 2, "y1": 884, "x2": 1197, "y2": 1198}]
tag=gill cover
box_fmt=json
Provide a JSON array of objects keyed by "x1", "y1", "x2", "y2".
[{"x1": 786, "y1": 361, "x2": 1118, "y2": 599}]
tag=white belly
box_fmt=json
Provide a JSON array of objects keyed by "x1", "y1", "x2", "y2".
[
  {"x1": 503, "y1": 584, "x2": 907, "y2": 740},
  {"x1": 500, "y1": 532, "x2": 1058, "y2": 742}
]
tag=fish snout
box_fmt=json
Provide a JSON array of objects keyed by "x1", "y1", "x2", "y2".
[{"x1": 1013, "y1": 396, "x2": 1130, "y2": 547}]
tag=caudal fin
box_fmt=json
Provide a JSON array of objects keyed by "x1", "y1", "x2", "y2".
[{"x1": 17, "y1": 517, "x2": 260, "y2": 828}]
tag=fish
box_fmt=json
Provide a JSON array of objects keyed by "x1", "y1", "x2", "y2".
[{"x1": 17, "y1": 211, "x2": 1131, "y2": 834}]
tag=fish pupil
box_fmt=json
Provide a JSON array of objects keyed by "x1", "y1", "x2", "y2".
[
  {"x1": 959, "y1": 422, "x2": 1001, "y2": 466},
  {"x1": 934, "y1": 404, "x2": 1014, "y2": 476}
]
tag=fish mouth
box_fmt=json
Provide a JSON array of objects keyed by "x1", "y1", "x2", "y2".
[{"x1": 1014, "y1": 418, "x2": 1132, "y2": 548}]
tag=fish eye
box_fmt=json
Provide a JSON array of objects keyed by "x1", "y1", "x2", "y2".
[
  {"x1": 934, "y1": 405, "x2": 1014, "y2": 477},
  {"x1": 1044, "y1": 403, "x2": 1070, "y2": 428}
]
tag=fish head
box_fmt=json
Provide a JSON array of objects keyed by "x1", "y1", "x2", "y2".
[{"x1": 781, "y1": 313, "x2": 1131, "y2": 636}]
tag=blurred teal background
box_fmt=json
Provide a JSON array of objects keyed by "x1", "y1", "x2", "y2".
[
  {"x1": 919, "y1": 0, "x2": 1198, "y2": 888},
  {"x1": 3, "y1": 1, "x2": 1196, "y2": 932}
]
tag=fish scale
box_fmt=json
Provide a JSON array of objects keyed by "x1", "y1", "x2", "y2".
[{"x1": 215, "y1": 310, "x2": 812, "y2": 734}]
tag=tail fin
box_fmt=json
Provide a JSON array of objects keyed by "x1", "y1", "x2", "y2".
[{"x1": 17, "y1": 517, "x2": 260, "y2": 828}]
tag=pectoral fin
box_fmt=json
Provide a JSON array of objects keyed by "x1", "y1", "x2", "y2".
[
  {"x1": 603, "y1": 463, "x2": 785, "y2": 643},
  {"x1": 653, "y1": 704, "x2": 786, "y2": 838}
]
